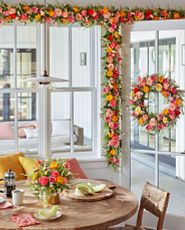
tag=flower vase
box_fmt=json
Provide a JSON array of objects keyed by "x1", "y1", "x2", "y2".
[
  {"x1": 40, "y1": 192, "x2": 50, "y2": 208},
  {"x1": 47, "y1": 193, "x2": 60, "y2": 205}
]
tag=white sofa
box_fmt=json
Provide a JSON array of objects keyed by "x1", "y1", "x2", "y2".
[{"x1": 0, "y1": 119, "x2": 84, "y2": 155}]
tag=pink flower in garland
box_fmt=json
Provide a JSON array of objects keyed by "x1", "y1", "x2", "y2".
[
  {"x1": 163, "y1": 83, "x2": 170, "y2": 90},
  {"x1": 105, "y1": 116, "x2": 111, "y2": 123},
  {"x1": 135, "y1": 11, "x2": 145, "y2": 20},
  {"x1": 110, "y1": 157, "x2": 119, "y2": 165},
  {"x1": 110, "y1": 98, "x2": 117, "y2": 108},
  {"x1": 69, "y1": 15, "x2": 75, "y2": 23},
  {"x1": 169, "y1": 103, "x2": 176, "y2": 111},
  {"x1": 3, "y1": 11, "x2": 9, "y2": 16},
  {"x1": 0, "y1": 7, "x2": 2, "y2": 13},
  {"x1": 107, "y1": 56, "x2": 113, "y2": 63},
  {"x1": 169, "y1": 114, "x2": 176, "y2": 120},
  {"x1": 118, "y1": 56, "x2": 122, "y2": 63},
  {"x1": 62, "y1": 11, "x2": 68, "y2": 18},
  {"x1": 114, "y1": 89, "x2": 119, "y2": 97},
  {"x1": 103, "y1": 12, "x2": 111, "y2": 19},
  {"x1": 109, "y1": 122, "x2": 119, "y2": 130},
  {"x1": 171, "y1": 87, "x2": 177, "y2": 94},
  {"x1": 158, "y1": 114, "x2": 163, "y2": 121},
  {"x1": 19, "y1": 14, "x2": 28, "y2": 22},
  {"x1": 81, "y1": 10, "x2": 87, "y2": 17},
  {"x1": 146, "y1": 77, "x2": 153, "y2": 86},
  {"x1": 106, "y1": 109, "x2": 114, "y2": 117},
  {"x1": 110, "y1": 41, "x2": 117, "y2": 49},
  {"x1": 107, "y1": 63, "x2": 115, "y2": 70},
  {"x1": 109, "y1": 25, "x2": 117, "y2": 33},
  {"x1": 158, "y1": 124, "x2": 163, "y2": 129},
  {"x1": 76, "y1": 13, "x2": 83, "y2": 21},
  {"x1": 55, "y1": 8, "x2": 62, "y2": 17},
  {"x1": 32, "y1": 6, "x2": 39, "y2": 13},
  {"x1": 146, "y1": 125, "x2": 153, "y2": 131},
  {"x1": 109, "y1": 139, "x2": 119, "y2": 147},
  {"x1": 113, "y1": 69, "x2": 119, "y2": 78},
  {"x1": 103, "y1": 86, "x2": 110, "y2": 94},
  {"x1": 85, "y1": 17, "x2": 90, "y2": 25},
  {"x1": 45, "y1": 17, "x2": 53, "y2": 23}
]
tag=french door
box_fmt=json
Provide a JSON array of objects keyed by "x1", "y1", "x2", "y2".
[{"x1": 130, "y1": 22, "x2": 185, "y2": 216}]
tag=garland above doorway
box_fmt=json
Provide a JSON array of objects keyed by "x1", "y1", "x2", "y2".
[{"x1": 0, "y1": 2, "x2": 185, "y2": 169}]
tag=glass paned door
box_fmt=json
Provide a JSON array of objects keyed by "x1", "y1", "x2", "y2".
[{"x1": 131, "y1": 29, "x2": 185, "y2": 216}]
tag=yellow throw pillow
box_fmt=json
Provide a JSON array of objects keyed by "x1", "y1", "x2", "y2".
[
  {"x1": 19, "y1": 157, "x2": 37, "y2": 176},
  {"x1": 0, "y1": 153, "x2": 26, "y2": 183}
]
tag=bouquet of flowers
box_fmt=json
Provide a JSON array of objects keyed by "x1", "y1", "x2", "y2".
[{"x1": 27, "y1": 159, "x2": 71, "y2": 200}]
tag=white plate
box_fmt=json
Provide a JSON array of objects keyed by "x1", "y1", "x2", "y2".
[
  {"x1": 34, "y1": 210, "x2": 63, "y2": 221},
  {"x1": 0, "y1": 197, "x2": 5, "y2": 204}
]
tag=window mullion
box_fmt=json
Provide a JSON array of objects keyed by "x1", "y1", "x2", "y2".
[
  {"x1": 14, "y1": 25, "x2": 18, "y2": 153},
  {"x1": 155, "y1": 30, "x2": 160, "y2": 187},
  {"x1": 69, "y1": 26, "x2": 74, "y2": 154}
]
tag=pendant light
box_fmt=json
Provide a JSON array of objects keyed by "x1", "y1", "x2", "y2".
[{"x1": 27, "y1": 0, "x2": 69, "y2": 85}]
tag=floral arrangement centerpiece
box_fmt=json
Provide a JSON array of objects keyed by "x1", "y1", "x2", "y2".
[
  {"x1": 27, "y1": 159, "x2": 71, "y2": 204},
  {"x1": 129, "y1": 74, "x2": 184, "y2": 133}
]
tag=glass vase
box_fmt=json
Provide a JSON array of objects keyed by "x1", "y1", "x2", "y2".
[{"x1": 40, "y1": 192, "x2": 50, "y2": 208}]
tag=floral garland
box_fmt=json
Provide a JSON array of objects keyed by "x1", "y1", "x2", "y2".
[
  {"x1": 129, "y1": 74, "x2": 184, "y2": 132},
  {"x1": 0, "y1": 2, "x2": 185, "y2": 169}
]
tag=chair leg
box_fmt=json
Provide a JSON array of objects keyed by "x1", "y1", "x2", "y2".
[{"x1": 136, "y1": 207, "x2": 144, "y2": 227}]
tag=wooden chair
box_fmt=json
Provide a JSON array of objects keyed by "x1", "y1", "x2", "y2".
[{"x1": 110, "y1": 182, "x2": 170, "y2": 230}]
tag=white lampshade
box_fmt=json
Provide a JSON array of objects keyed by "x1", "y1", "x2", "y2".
[
  {"x1": 27, "y1": 76, "x2": 69, "y2": 84},
  {"x1": 24, "y1": 70, "x2": 69, "y2": 84}
]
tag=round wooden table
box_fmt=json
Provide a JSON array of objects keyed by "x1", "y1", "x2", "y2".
[{"x1": 0, "y1": 180, "x2": 138, "y2": 230}]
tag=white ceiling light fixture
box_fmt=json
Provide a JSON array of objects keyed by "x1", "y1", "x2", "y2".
[{"x1": 27, "y1": 0, "x2": 69, "y2": 85}]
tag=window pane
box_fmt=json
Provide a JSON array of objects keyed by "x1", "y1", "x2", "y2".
[
  {"x1": 159, "y1": 155, "x2": 185, "y2": 216},
  {"x1": 131, "y1": 152, "x2": 155, "y2": 198},
  {"x1": 50, "y1": 27, "x2": 69, "y2": 87},
  {"x1": 17, "y1": 92, "x2": 38, "y2": 155},
  {"x1": 131, "y1": 31, "x2": 156, "y2": 150},
  {"x1": 72, "y1": 27, "x2": 91, "y2": 87},
  {"x1": 17, "y1": 26, "x2": 37, "y2": 88},
  {"x1": 51, "y1": 92, "x2": 71, "y2": 154},
  {"x1": 0, "y1": 92, "x2": 15, "y2": 154},
  {"x1": 0, "y1": 26, "x2": 14, "y2": 89},
  {"x1": 74, "y1": 92, "x2": 92, "y2": 152}
]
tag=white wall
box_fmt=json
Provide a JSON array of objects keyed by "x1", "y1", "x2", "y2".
[{"x1": 5, "y1": 0, "x2": 185, "y2": 9}]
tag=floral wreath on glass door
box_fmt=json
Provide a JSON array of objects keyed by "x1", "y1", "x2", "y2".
[{"x1": 129, "y1": 74, "x2": 184, "y2": 133}]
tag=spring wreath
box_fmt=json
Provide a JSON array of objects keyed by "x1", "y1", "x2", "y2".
[{"x1": 129, "y1": 74, "x2": 184, "y2": 133}]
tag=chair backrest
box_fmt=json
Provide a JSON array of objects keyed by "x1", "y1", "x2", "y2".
[{"x1": 136, "y1": 182, "x2": 170, "y2": 230}]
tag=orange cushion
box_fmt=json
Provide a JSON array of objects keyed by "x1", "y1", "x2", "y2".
[
  {"x1": 67, "y1": 158, "x2": 88, "y2": 179},
  {"x1": 0, "y1": 153, "x2": 26, "y2": 183}
]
